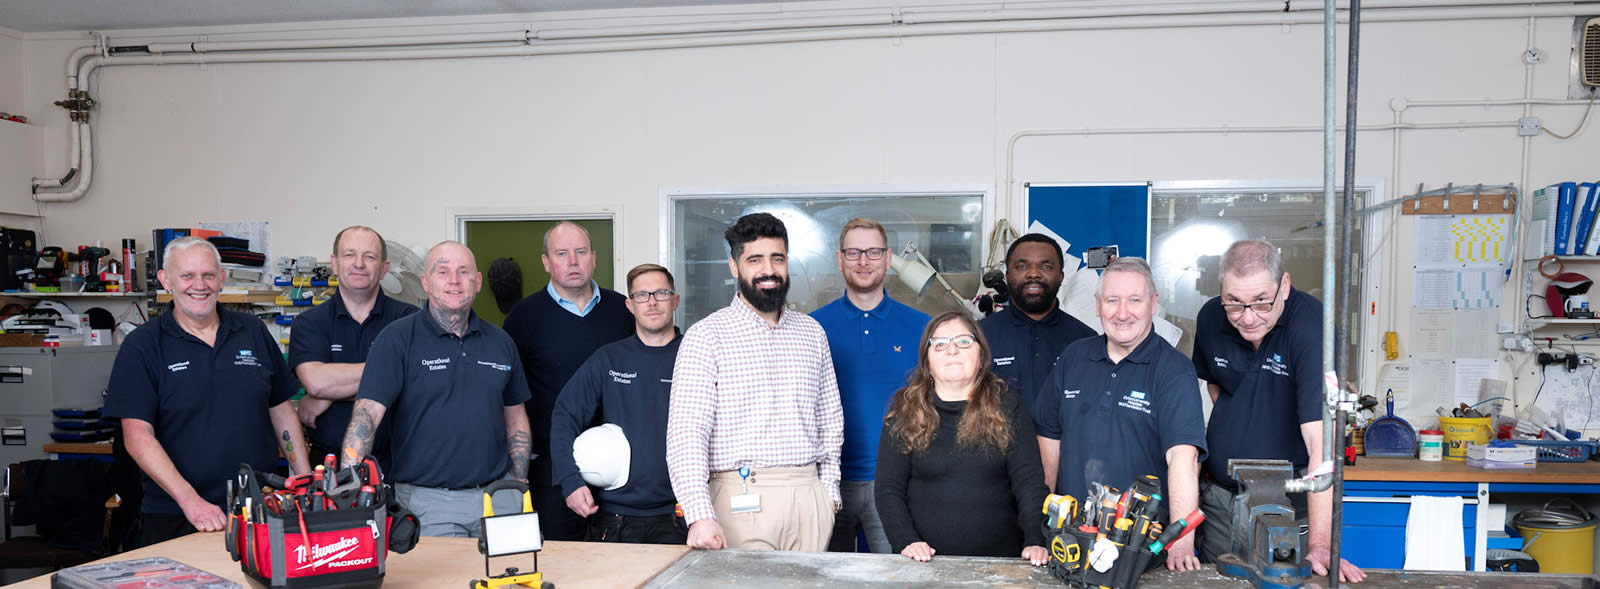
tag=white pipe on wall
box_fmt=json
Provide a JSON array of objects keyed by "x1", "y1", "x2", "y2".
[
  {"x1": 143, "y1": 31, "x2": 532, "y2": 54},
  {"x1": 535, "y1": 14, "x2": 897, "y2": 40},
  {"x1": 30, "y1": 121, "x2": 79, "y2": 189},
  {"x1": 35, "y1": 1, "x2": 1600, "y2": 202},
  {"x1": 34, "y1": 123, "x2": 92, "y2": 203}
]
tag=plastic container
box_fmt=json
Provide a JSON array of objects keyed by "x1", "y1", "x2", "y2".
[
  {"x1": 1513, "y1": 439, "x2": 1600, "y2": 463},
  {"x1": 1418, "y1": 430, "x2": 1444, "y2": 461},
  {"x1": 1514, "y1": 498, "x2": 1598, "y2": 575},
  {"x1": 1439, "y1": 416, "x2": 1492, "y2": 461}
]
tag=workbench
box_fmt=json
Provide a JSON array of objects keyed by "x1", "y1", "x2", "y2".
[
  {"x1": 6, "y1": 532, "x2": 1599, "y2": 588},
  {"x1": 1343, "y1": 457, "x2": 1600, "y2": 572}
]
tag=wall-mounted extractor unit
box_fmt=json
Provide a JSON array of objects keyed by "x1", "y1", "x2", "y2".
[{"x1": 1585, "y1": 17, "x2": 1600, "y2": 87}]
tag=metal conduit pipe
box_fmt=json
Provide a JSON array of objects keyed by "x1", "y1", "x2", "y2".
[
  {"x1": 1313, "y1": 0, "x2": 1340, "y2": 500},
  {"x1": 535, "y1": 14, "x2": 898, "y2": 40},
  {"x1": 1330, "y1": 0, "x2": 1361, "y2": 583},
  {"x1": 142, "y1": 31, "x2": 533, "y2": 54},
  {"x1": 34, "y1": 1, "x2": 1600, "y2": 203},
  {"x1": 30, "y1": 121, "x2": 79, "y2": 190},
  {"x1": 33, "y1": 124, "x2": 92, "y2": 202},
  {"x1": 902, "y1": 0, "x2": 1584, "y2": 24}
]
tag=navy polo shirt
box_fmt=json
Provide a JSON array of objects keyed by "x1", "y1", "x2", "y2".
[
  {"x1": 287, "y1": 290, "x2": 418, "y2": 458},
  {"x1": 105, "y1": 307, "x2": 299, "y2": 515},
  {"x1": 811, "y1": 293, "x2": 930, "y2": 482},
  {"x1": 1032, "y1": 333, "x2": 1207, "y2": 519},
  {"x1": 980, "y1": 303, "x2": 1096, "y2": 412},
  {"x1": 356, "y1": 305, "x2": 532, "y2": 488},
  {"x1": 1193, "y1": 287, "x2": 1322, "y2": 491}
]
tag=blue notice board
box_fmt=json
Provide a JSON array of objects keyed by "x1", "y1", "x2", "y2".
[{"x1": 1025, "y1": 184, "x2": 1150, "y2": 267}]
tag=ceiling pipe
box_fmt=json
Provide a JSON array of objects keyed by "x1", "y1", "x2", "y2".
[
  {"x1": 140, "y1": 31, "x2": 532, "y2": 54},
  {"x1": 33, "y1": 1, "x2": 1600, "y2": 202},
  {"x1": 535, "y1": 14, "x2": 897, "y2": 40},
  {"x1": 901, "y1": 0, "x2": 1583, "y2": 24}
]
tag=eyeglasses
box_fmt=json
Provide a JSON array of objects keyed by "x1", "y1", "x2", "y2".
[
  {"x1": 841, "y1": 247, "x2": 888, "y2": 261},
  {"x1": 1221, "y1": 284, "x2": 1282, "y2": 317},
  {"x1": 929, "y1": 334, "x2": 977, "y2": 352},
  {"x1": 628, "y1": 289, "x2": 676, "y2": 303}
]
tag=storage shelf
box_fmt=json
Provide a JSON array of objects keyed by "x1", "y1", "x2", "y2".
[
  {"x1": 1528, "y1": 318, "x2": 1600, "y2": 331},
  {"x1": 1525, "y1": 255, "x2": 1600, "y2": 262},
  {"x1": 0, "y1": 291, "x2": 142, "y2": 298},
  {"x1": 156, "y1": 292, "x2": 280, "y2": 305}
]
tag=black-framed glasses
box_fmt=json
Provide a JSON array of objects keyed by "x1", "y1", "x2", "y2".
[
  {"x1": 841, "y1": 247, "x2": 888, "y2": 261},
  {"x1": 929, "y1": 334, "x2": 977, "y2": 352},
  {"x1": 629, "y1": 289, "x2": 676, "y2": 303},
  {"x1": 1221, "y1": 284, "x2": 1282, "y2": 317}
]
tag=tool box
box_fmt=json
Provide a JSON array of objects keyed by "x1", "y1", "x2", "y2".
[
  {"x1": 227, "y1": 456, "x2": 419, "y2": 588},
  {"x1": 51, "y1": 556, "x2": 239, "y2": 588}
]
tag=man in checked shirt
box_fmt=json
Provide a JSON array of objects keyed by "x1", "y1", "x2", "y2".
[{"x1": 667, "y1": 212, "x2": 845, "y2": 551}]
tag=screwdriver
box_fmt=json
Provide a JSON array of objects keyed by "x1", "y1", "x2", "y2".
[{"x1": 1148, "y1": 509, "x2": 1206, "y2": 553}]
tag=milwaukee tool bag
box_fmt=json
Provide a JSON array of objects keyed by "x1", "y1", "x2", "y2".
[{"x1": 226, "y1": 460, "x2": 420, "y2": 589}]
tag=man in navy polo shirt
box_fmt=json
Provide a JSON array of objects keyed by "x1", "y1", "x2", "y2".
[
  {"x1": 106, "y1": 237, "x2": 312, "y2": 548},
  {"x1": 289, "y1": 226, "x2": 418, "y2": 466},
  {"x1": 1033, "y1": 257, "x2": 1205, "y2": 571},
  {"x1": 811, "y1": 217, "x2": 928, "y2": 553},
  {"x1": 340, "y1": 241, "x2": 532, "y2": 538},
  {"x1": 1192, "y1": 240, "x2": 1364, "y2": 582},
  {"x1": 551, "y1": 263, "x2": 686, "y2": 544},
  {"x1": 503, "y1": 221, "x2": 634, "y2": 541},
  {"x1": 980, "y1": 233, "x2": 1096, "y2": 411}
]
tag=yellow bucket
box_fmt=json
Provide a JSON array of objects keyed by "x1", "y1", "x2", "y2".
[
  {"x1": 1438, "y1": 416, "x2": 1491, "y2": 461},
  {"x1": 1516, "y1": 515, "x2": 1598, "y2": 574}
]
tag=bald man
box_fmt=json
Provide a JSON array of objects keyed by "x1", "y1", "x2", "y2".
[{"x1": 341, "y1": 241, "x2": 532, "y2": 538}]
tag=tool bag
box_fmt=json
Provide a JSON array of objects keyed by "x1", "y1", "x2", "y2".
[
  {"x1": 1044, "y1": 525, "x2": 1160, "y2": 589},
  {"x1": 225, "y1": 459, "x2": 420, "y2": 589}
]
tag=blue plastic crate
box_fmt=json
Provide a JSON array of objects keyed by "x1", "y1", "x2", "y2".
[{"x1": 1511, "y1": 439, "x2": 1598, "y2": 463}]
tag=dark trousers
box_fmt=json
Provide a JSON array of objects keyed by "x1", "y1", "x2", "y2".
[
  {"x1": 129, "y1": 512, "x2": 197, "y2": 550},
  {"x1": 532, "y1": 454, "x2": 586, "y2": 541},
  {"x1": 585, "y1": 511, "x2": 688, "y2": 544}
]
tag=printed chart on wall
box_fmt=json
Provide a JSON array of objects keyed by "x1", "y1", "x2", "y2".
[
  {"x1": 1533, "y1": 365, "x2": 1600, "y2": 434},
  {"x1": 1403, "y1": 214, "x2": 1509, "y2": 423}
]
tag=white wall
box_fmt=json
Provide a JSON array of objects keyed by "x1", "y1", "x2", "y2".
[{"x1": 13, "y1": 11, "x2": 1600, "y2": 424}]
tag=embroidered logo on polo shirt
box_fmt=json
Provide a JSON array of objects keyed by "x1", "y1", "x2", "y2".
[
  {"x1": 330, "y1": 344, "x2": 344, "y2": 352},
  {"x1": 234, "y1": 349, "x2": 260, "y2": 367},
  {"x1": 993, "y1": 356, "x2": 1016, "y2": 367},
  {"x1": 609, "y1": 370, "x2": 635, "y2": 384},
  {"x1": 1263, "y1": 354, "x2": 1289, "y2": 377},
  {"x1": 167, "y1": 361, "x2": 190, "y2": 373},
  {"x1": 893, "y1": 345, "x2": 902, "y2": 352},
  {"x1": 660, "y1": 378, "x2": 673, "y2": 384},
  {"x1": 1213, "y1": 357, "x2": 1228, "y2": 368},
  {"x1": 1118, "y1": 390, "x2": 1153, "y2": 414},
  {"x1": 477, "y1": 360, "x2": 512, "y2": 372},
  {"x1": 1063, "y1": 389, "x2": 1080, "y2": 399},
  {"x1": 421, "y1": 357, "x2": 450, "y2": 371}
]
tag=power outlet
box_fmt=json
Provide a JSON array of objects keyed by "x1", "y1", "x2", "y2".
[{"x1": 1519, "y1": 117, "x2": 1541, "y2": 136}]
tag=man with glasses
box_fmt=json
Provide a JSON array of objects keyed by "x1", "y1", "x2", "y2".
[
  {"x1": 550, "y1": 264, "x2": 687, "y2": 544},
  {"x1": 981, "y1": 234, "x2": 1096, "y2": 412},
  {"x1": 1033, "y1": 257, "x2": 1206, "y2": 571},
  {"x1": 503, "y1": 221, "x2": 634, "y2": 541},
  {"x1": 1191, "y1": 240, "x2": 1365, "y2": 583},
  {"x1": 812, "y1": 218, "x2": 930, "y2": 554}
]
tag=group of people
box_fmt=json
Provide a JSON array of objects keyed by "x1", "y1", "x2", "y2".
[{"x1": 104, "y1": 212, "x2": 1364, "y2": 583}]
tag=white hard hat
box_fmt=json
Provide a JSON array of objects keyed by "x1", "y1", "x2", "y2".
[{"x1": 573, "y1": 423, "x2": 630, "y2": 491}]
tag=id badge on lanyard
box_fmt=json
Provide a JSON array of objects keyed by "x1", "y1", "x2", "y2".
[{"x1": 729, "y1": 466, "x2": 761, "y2": 513}]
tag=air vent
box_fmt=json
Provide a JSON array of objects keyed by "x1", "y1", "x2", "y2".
[{"x1": 1586, "y1": 17, "x2": 1600, "y2": 87}]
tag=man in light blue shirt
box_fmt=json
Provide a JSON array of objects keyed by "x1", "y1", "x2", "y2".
[
  {"x1": 502, "y1": 221, "x2": 634, "y2": 541},
  {"x1": 812, "y1": 218, "x2": 930, "y2": 553}
]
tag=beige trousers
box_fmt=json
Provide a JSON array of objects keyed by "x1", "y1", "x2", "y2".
[{"x1": 709, "y1": 465, "x2": 835, "y2": 551}]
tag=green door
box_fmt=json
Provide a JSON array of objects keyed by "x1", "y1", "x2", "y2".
[{"x1": 462, "y1": 219, "x2": 615, "y2": 326}]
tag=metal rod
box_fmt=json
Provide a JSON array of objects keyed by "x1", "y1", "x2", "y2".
[
  {"x1": 1331, "y1": 0, "x2": 1360, "y2": 584},
  {"x1": 1317, "y1": 0, "x2": 1339, "y2": 500}
]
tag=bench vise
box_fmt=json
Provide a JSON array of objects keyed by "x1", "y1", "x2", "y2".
[{"x1": 1216, "y1": 459, "x2": 1312, "y2": 589}]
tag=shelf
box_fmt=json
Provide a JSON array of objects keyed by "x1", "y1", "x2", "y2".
[
  {"x1": 156, "y1": 291, "x2": 281, "y2": 305},
  {"x1": 1526, "y1": 255, "x2": 1600, "y2": 262},
  {"x1": 1528, "y1": 317, "x2": 1600, "y2": 330},
  {"x1": 0, "y1": 291, "x2": 143, "y2": 298}
]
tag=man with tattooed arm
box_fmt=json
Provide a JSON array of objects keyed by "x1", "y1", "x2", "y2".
[{"x1": 340, "y1": 240, "x2": 533, "y2": 538}]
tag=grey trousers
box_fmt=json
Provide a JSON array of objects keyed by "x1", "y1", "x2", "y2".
[
  {"x1": 828, "y1": 479, "x2": 892, "y2": 553},
  {"x1": 396, "y1": 481, "x2": 526, "y2": 538},
  {"x1": 1197, "y1": 479, "x2": 1308, "y2": 562}
]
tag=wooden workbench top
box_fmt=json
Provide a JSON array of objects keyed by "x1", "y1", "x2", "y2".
[
  {"x1": 3, "y1": 531, "x2": 689, "y2": 588},
  {"x1": 42, "y1": 441, "x2": 112, "y2": 455},
  {"x1": 1345, "y1": 456, "x2": 1600, "y2": 484}
]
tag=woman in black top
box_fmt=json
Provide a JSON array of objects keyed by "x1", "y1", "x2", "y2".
[{"x1": 875, "y1": 311, "x2": 1050, "y2": 564}]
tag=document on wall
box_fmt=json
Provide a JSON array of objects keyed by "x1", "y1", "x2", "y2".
[
  {"x1": 1452, "y1": 309, "x2": 1499, "y2": 358},
  {"x1": 1403, "y1": 359, "x2": 1453, "y2": 425},
  {"x1": 1410, "y1": 309, "x2": 1454, "y2": 358},
  {"x1": 1533, "y1": 364, "x2": 1600, "y2": 434},
  {"x1": 1414, "y1": 214, "x2": 1510, "y2": 269},
  {"x1": 1412, "y1": 270, "x2": 1456, "y2": 309},
  {"x1": 1453, "y1": 358, "x2": 1498, "y2": 407}
]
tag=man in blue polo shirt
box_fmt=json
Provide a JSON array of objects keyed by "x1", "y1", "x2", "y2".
[
  {"x1": 1192, "y1": 240, "x2": 1364, "y2": 582},
  {"x1": 340, "y1": 241, "x2": 532, "y2": 538},
  {"x1": 1033, "y1": 257, "x2": 1205, "y2": 571},
  {"x1": 981, "y1": 233, "x2": 1096, "y2": 411},
  {"x1": 290, "y1": 226, "x2": 418, "y2": 467},
  {"x1": 551, "y1": 263, "x2": 685, "y2": 544},
  {"x1": 503, "y1": 221, "x2": 634, "y2": 541},
  {"x1": 106, "y1": 237, "x2": 311, "y2": 548},
  {"x1": 812, "y1": 218, "x2": 929, "y2": 553}
]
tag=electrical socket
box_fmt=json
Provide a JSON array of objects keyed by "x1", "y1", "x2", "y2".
[{"x1": 1519, "y1": 117, "x2": 1541, "y2": 136}]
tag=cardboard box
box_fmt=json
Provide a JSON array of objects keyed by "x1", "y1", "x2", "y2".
[{"x1": 1467, "y1": 444, "x2": 1537, "y2": 469}]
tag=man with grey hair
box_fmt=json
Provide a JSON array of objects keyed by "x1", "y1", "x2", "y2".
[
  {"x1": 502, "y1": 221, "x2": 633, "y2": 540},
  {"x1": 1191, "y1": 240, "x2": 1365, "y2": 582},
  {"x1": 106, "y1": 236, "x2": 311, "y2": 547},
  {"x1": 1033, "y1": 256, "x2": 1207, "y2": 571}
]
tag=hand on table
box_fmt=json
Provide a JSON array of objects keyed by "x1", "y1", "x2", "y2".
[
  {"x1": 1022, "y1": 545, "x2": 1049, "y2": 566},
  {"x1": 1308, "y1": 545, "x2": 1367, "y2": 583},
  {"x1": 180, "y1": 496, "x2": 227, "y2": 532},
  {"x1": 901, "y1": 541, "x2": 936, "y2": 562},
  {"x1": 687, "y1": 519, "x2": 726, "y2": 550},
  {"x1": 1164, "y1": 534, "x2": 1202, "y2": 571}
]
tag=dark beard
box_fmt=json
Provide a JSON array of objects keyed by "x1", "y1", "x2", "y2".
[
  {"x1": 1009, "y1": 280, "x2": 1059, "y2": 315},
  {"x1": 739, "y1": 274, "x2": 790, "y2": 313}
]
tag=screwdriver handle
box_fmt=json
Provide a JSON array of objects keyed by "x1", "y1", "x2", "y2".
[{"x1": 1148, "y1": 509, "x2": 1205, "y2": 553}]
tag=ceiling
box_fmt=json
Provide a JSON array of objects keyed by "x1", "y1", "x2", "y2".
[{"x1": 0, "y1": 0, "x2": 794, "y2": 33}]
